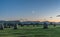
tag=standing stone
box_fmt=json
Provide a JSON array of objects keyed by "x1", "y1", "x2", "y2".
[
  {"x1": 33, "y1": 25, "x2": 35, "y2": 27},
  {"x1": 4, "y1": 23, "x2": 7, "y2": 28},
  {"x1": 0, "y1": 23, "x2": 4, "y2": 30},
  {"x1": 26, "y1": 25, "x2": 29, "y2": 27},
  {"x1": 53, "y1": 24, "x2": 56, "y2": 27},
  {"x1": 8, "y1": 24, "x2": 11, "y2": 28},
  {"x1": 43, "y1": 22, "x2": 48, "y2": 29},
  {"x1": 21, "y1": 24, "x2": 24, "y2": 27},
  {"x1": 36, "y1": 25, "x2": 39, "y2": 27},
  {"x1": 14, "y1": 24, "x2": 18, "y2": 29},
  {"x1": 50, "y1": 22, "x2": 53, "y2": 25},
  {"x1": 30, "y1": 23, "x2": 35, "y2": 27}
]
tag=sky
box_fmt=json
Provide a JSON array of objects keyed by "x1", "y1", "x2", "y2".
[{"x1": 0, "y1": 0, "x2": 60, "y2": 22}]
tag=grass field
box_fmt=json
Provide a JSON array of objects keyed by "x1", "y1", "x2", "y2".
[{"x1": 0, "y1": 25, "x2": 60, "y2": 37}]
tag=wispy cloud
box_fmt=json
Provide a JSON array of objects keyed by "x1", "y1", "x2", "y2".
[{"x1": 56, "y1": 15, "x2": 60, "y2": 17}]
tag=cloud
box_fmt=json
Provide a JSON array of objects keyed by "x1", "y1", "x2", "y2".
[
  {"x1": 56, "y1": 15, "x2": 60, "y2": 17},
  {"x1": 50, "y1": 17, "x2": 53, "y2": 18}
]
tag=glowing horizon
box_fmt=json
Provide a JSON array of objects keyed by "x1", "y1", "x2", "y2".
[{"x1": 0, "y1": 17, "x2": 60, "y2": 22}]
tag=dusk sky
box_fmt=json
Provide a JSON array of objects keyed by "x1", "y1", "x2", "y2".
[{"x1": 0, "y1": 0, "x2": 60, "y2": 22}]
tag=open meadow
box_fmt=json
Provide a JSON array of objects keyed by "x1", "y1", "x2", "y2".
[{"x1": 0, "y1": 25, "x2": 60, "y2": 37}]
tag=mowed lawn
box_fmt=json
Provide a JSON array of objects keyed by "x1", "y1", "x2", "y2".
[{"x1": 0, "y1": 25, "x2": 60, "y2": 37}]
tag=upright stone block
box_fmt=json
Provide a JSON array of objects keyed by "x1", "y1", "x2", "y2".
[
  {"x1": 14, "y1": 24, "x2": 18, "y2": 29},
  {"x1": 53, "y1": 24, "x2": 56, "y2": 27},
  {"x1": 0, "y1": 23, "x2": 4, "y2": 30},
  {"x1": 4, "y1": 23, "x2": 7, "y2": 28},
  {"x1": 43, "y1": 22, "x2": 48, "y2": 29},
  {"x1": 33, "y1": 25, "x2": 35, "y2": 27},
  {"x1": 21, "y1": 24, "x2": 24, "y2": 27}
]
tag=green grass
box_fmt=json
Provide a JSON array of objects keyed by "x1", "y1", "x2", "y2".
[{"x1": 0, "y1": 25, "x2": 60, "y2": 37}]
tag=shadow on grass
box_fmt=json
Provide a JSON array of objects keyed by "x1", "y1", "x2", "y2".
[
  {"x1": 34, "y1": 34, "x2": 48, "y2": 37},
  {"x1": 17, "y1": 34, "x2": 48, "y2": 37}
]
